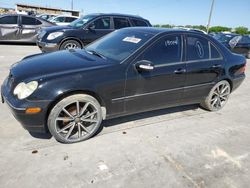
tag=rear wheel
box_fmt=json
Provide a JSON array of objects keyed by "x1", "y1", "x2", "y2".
[
  {"x1": 247, "y1": 50, "x2": 250, "y2": 59},
  {"x1": 60, "y1": 40, "x2": 82, "y2": 50},
  {"x1": 200, "y1": 80, "x2": 231, "y2": 111},
  {"x1": 48, "y1": 94, "x2": 103, "y2": 143}
]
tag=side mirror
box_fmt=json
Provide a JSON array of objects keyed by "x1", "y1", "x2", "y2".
[{"x1": 135, "y1": 60, "x2": 154, "y2": 72}]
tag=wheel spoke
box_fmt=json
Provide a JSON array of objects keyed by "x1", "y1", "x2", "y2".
[
  {"x1": 221, "y1": 85, "x2": 229, "y2": 94},
  {"x1": 212, "y1": 98, "x2": 218, "y2": 107},
  {"x1": 79, "y1": 122, "x2": 90, "y2": 133},
  {"x1": 77, "y1": 123, "x2": 82, "y2": 138},
  {"x1": 82, "y1": 111, "x2": 97, "y2": 119},
  {"x1": 63, "y1": 108, "x2": 74, "y2": 118},
  {"x1": 82, "y1": 118, "x2": 98, "y2": 123},
  {"x1": 76, "y1": 101, "x2": 80, "y2": 116},
  {"x1": 79, "y1": 102, "x2": 90, "y2": 116},
  {"x1": 220, "y1": 95, "x2": 227, "y2": 101},
  {"x1": 65, "y1": 123, "x2": 75, "y2": 139},
  {"x1": 57, "y1": 122, "x2": 74, "y2": 133},
  {"x1": 56, "y1": 117, "x2": 74, "y2": 121}
]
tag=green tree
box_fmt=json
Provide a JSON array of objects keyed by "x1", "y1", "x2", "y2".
[
  {"x1": 209, "y1": 26, "x2": 231, "y2": 33},
  {"x1": 234, "y1": 27, "x2": 249, "y2": 35}
]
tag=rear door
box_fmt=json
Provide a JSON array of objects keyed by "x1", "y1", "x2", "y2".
[
  {"x1": 0, "y1": 15, "x2": 19, "y2": 41},
  {"x1": 113, "y1": 17, "x2": 131, "y2": 30},
  {"x1": 183, "y1": 34, "x2": 224, "y2": 103},
  {"x1": 19, "y1": 15, "x2": 42, "y2": 42}
]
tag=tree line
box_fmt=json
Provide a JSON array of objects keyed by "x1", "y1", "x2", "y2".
[{"x1": 153, "y1": 24, "x2": 250, "y2": 35}]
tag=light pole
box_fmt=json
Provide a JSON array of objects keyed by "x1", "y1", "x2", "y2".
[
  {"x1": 71, "y1": 0, "x2": 74, "y2": 10},
  {"x1": 207, "y1": 0, "x2": 215, "y2": 33}
]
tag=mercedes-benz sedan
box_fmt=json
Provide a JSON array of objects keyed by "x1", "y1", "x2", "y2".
[{"x1": 1, "y1": 27, "x2": 246, "y2": 143}]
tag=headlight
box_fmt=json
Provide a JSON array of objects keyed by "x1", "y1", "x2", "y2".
[
  {"x1": 13, "y1": 81, "x2": 38, "y2": 100},
  {"x1": 47, "y1": 32, "x2": 63, "y2": 40}
]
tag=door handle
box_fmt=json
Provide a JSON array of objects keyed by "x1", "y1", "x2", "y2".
[
  {"x1": 174, "y1": 68, "x2": 186, "y2": 74},
  {"x1": 212, "y1": 64, "x2": 222, "y2": 68}
]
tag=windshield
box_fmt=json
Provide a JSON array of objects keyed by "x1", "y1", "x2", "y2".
[
  {"x1": 85, "y1": 29, "x2": 154, "y2": 62},
  {"x1": 69, "y1": 15, "x2": 95, "y2": 28},
  {"x1": 214, "y1": 34, "x2": 238, "y2": 43}
]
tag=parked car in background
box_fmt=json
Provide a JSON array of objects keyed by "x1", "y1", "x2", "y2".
[
  {"x1": 2, "y1": 27, "x2": 246, "y2": 143},
  {"x1": 214, "y1": 33, "x2": 250, "y2": 58},
  {"x1": 37, "y1": 13, "x2": 152, "y2": 52},
  {"x1": 48, "y1": 15, "x2": 78, "y2": 26},
  {"x1": 36, "y1": 14, "x2": 57, "y2": 21},
  {"x1": 0, "y1": 14, "x2": 55, "y2": 43}
]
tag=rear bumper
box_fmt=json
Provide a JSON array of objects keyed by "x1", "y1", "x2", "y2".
[
  {"x1": 1, "y1": 82, "x2": 51, "y2": 133},
  {"x1": 231, "y1": 74, "x2": 245, "y2": 92},
  {"x1": 36, "y1": 41, "x2": 59, "y2": 53}
]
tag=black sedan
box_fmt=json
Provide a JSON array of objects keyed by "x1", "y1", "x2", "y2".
[
  {"x1": 214, "y1": 33, "x2": 250, "y2": 58},
  {"x1": 1, "y1": 27, "x2": 246, "y2": 143},
  {"x1": 36, "y1": 13, "x2": 151, "y2": 52},
  {"x1": 0, "y1": 14, "x2": 55, "y2": 43}
]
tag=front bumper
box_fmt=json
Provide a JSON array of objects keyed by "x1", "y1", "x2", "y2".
[
  {"x1": 1, "y1": 80, "x2": 52, "y2": 133},
  {"x1": 37, "y1": 41, "x2": 59, "y2": 53}
]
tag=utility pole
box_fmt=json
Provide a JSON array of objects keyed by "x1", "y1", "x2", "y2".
[
  {"x1": 207, "y1": 0, "x2": 215, "y2": 33},
  {"x1": 71, "y1": 0, "x2": 73, "y2": 10}
]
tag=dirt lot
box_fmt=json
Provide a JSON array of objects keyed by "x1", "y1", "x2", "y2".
[{"x1": 0, "y1": 44, "x2": 250, "y2": 188}]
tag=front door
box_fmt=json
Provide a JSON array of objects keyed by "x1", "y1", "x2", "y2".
[
  {"x1": 84, "y1": 17, "x2": 113, "y2": 44},
  {"x1": 0, "y1": 15, "x2": 19, "y2": 41},
  {"x1": 125, "y1": 34, "x2": 186, "y2": 114}
]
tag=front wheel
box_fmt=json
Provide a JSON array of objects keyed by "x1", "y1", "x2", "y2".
[
  {"x1": 60, "y1": 40, "x2": 82, "y2": 50},
  {"x1": 200, "y1": 80, "x2": 231, "y2": 111},
  {"x1": 48, "y1": 94, "x2": 103, "y2": 143}
]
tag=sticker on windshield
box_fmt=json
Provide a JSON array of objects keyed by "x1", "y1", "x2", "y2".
[{"x1": 123, "y1": 37, "x2": 141, "y2": 44}]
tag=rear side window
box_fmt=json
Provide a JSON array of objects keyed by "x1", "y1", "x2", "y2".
[
  {"x1": 239, "y1": 36, "x2": 250, "y2": 44},
  {"x1": 210, "y1": 43, "x2": 221, "y2": 59},
  {"x1": 22, "y1": 16, "x2": 42, "y2": 25},
  {"x1": 130, "y1": 18, "x2": 148, "y2": 26},
  {"x1": 141, "y1": 35, "x2": 182, "y2": 65},
  {"x1": 187, "y1": 36, "x2": 209, "y2": 61},
  {"x1": 114, "y1": 17, "x2": 130, "y2": 29},
  {"x1": 0, "y1": 16, "x2": 18, "y2": 24}
]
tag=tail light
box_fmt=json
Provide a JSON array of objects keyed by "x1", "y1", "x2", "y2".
[{"x1": 238, "y1": 64, "x2": 246, "y2": 74}]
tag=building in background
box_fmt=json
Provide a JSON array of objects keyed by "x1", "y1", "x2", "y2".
[
  {"x1": 15, "y1": 3, "x2": 80, "y2": 16},
  {"x1": 0, "y1": 7, "x2": 15, "y2": 14}
]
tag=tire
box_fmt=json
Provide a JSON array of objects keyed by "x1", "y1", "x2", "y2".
[
  {"x1": 59, "y1": 40, "x2": 82, "y2": 50},
  {"x1": 247, "y1": 50, "x2": 250, "y2": 59},
  {"x1": 200, "y1": 80, "x2": 231, "y2": 111},
  {"x1": 48, "y1": 94, "x2": 103, "y2": 143}
]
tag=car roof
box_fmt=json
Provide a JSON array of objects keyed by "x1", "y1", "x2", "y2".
[
  {"x1": 120, "y1": 27, "x2": 209, "y2": 36},
  {"x1": 86, "y1": 13, "x2": 146, "y2": 20}
]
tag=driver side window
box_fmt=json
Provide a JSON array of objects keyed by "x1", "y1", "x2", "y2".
[
  {"x1": 140, "y1": 35, "x2": 182, "y2": 65},
  {"x1": 91, "y1": 17, "x2": 111, "y2": 29}
]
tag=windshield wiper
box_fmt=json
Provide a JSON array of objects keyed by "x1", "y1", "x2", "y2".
[{"x1": 86, "y1": 50, "x2": 106, "y2": 59}]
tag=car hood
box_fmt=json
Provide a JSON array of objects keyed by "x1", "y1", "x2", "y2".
[
  {"x1": 43, "y1": 25, "x2": 74, "y2": 33},
  {"x1": 11, "y1": 49, "x2": 111, "y2": 81}
]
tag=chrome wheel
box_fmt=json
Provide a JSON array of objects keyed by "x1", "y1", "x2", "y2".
[
  {"x1": 48, "y1": 94, "x2": 102, "y2": 143},
  {"x1": 209, "y1": 81, "x2": 230, "y2": 110},
  {"x1": 64, "y1": 43, "x2": 79, "y2": 50},
  {"x1": 55, "y1": 101, "x2": 100, "y2": 142},
  {"x1": 201, "y1": 80, "x2": 231, "y2": 111}
]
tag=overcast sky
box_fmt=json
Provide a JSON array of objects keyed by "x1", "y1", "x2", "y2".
[{"x1": 1, "y1": 0, "x2": 249, "y2": 29}]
